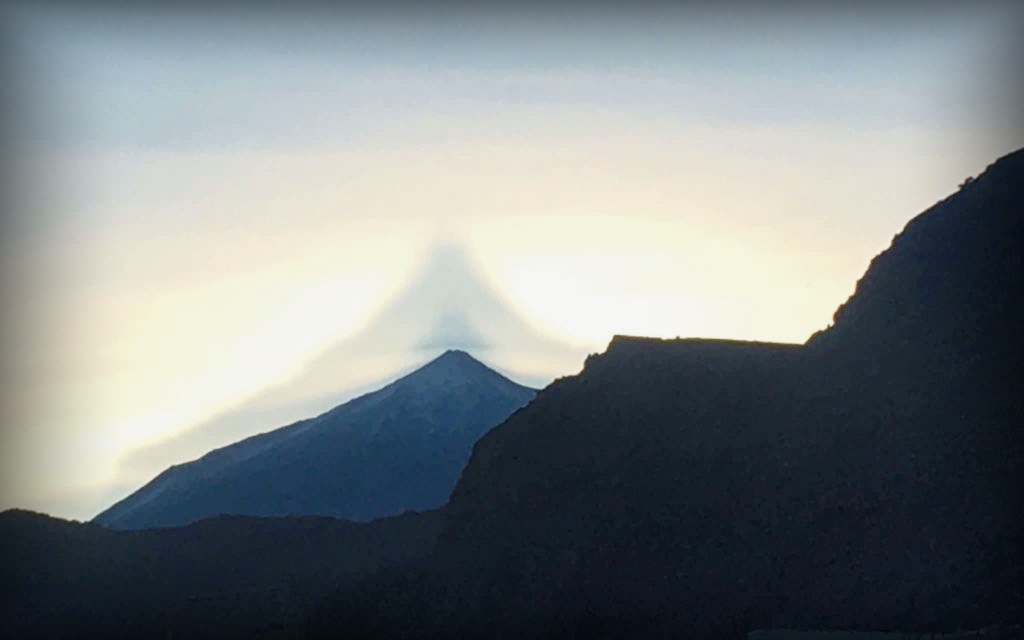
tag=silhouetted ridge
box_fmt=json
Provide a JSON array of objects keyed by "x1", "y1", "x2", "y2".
[
  {"x1": 602, "y1": 334, "x2": 802, "y2": 359},
  {"x1": 309, "y1": 148, "x2": 1024, "y2": 639},
  {"x1": 808, "y1": 147, "x2": 1024, "y2": 364},
  {"x1": 0, "y1": 508, "x2": 442, "y2": 639}
]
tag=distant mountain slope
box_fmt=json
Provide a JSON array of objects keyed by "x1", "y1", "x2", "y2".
[
  {"x1": 111, "y1": 243, "x2": 587, "y2": 494},
  {"x1": 94, "y1": 350, "x2": 535, "y2": 529},
  {"x1": 0, "y1": 508, "x2": 442, "y2": 639},
  {"x1": 311, "y1": 148, "x2": 1024, "y2": 638}
]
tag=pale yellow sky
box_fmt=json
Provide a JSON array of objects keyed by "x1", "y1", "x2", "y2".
[{"x1": 1, "y1": 3, "x2": 1021, "y2": 519}]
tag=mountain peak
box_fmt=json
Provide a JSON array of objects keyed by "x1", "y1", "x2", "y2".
[
  {"x1": 440, "y1": 348, "x2": 473, "y2": 359},
  {"x1": 427, "y1": 348, "x2": 480, "y2": 367},
  {"x1": 404, "y1": 348, "x2": 500, "y2": 383},
  {"x1": 93, "y1": 345, "x2": 536, "y2": 529},
  {"x1": 379, "y1": 348, "x2": 535, "y2": 402}
]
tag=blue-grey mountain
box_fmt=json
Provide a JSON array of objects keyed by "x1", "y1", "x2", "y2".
[
  {"x1": 108, "y1": 243, "x2": 585, "y2": 502},
  {"x1": 94, "y1": 350, "x2": 535, "y2": 529}
]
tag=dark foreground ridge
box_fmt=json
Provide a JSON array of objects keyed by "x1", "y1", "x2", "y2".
[
  {"x1": 0, "y1": 507, "x2": 441, "y2": 639},
  {"x1": 4, "y1": 148, "x2": 1022, "y2": 639},
  {"x1": 94, "y1": 349, "x2": 535, "y2": 529},
  {"x1": 310, "y1": 148, "x2": 1024, "y2": 638}
]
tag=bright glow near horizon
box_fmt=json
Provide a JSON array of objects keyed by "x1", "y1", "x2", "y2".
[{"x1": 0, "y1": 3, "x2": 1021, "y2": 519}]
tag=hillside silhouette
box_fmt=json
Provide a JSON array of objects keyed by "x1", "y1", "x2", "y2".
[
  {"x1": 309, "y1": 148, "x2": 1024, "y2": 638},
  {"x1": 0, "y1": 507, "x2": 441, "y2": 639}
]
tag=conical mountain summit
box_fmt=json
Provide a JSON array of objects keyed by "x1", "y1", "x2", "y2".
[
  {"x1": 94, "y1": 350, "x2": 536, "y2": 530},
  {"x1": 108, "y1": 244, "x2": 586, "y2": 499}
]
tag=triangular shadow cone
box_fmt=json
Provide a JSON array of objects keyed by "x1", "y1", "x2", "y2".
[{"x1": 105, "y1": 242, "x2": 588, "y2": 504}]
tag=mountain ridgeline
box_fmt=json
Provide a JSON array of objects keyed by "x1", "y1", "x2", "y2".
[
  {"x1": 309, "y1": 148, "x2": 1024, "y2": 638},
  {"x1": 95, "y1": 350, "x2": 535, "y2": 529},
  {"x1": 2, "y1": 148, "x2": 1022, "y2": 639}
]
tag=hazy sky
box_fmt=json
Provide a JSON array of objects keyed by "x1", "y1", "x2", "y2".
[{"x1": 1, "y1": 3, "x2": 1021, "y2": 520}]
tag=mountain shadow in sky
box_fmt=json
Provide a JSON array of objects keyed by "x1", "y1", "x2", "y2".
[
  {"x1": 105, "y1": 243, "x2": 585, "y2": 508},
  {"x1": 94, "y1": 350, "x2": 535, "y2": 529}
]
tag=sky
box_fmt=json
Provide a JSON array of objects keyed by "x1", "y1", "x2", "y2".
[{"x1": 0, "y1": 2, "x2": 1021, "y2": 521}]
